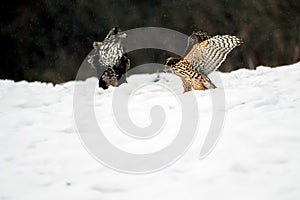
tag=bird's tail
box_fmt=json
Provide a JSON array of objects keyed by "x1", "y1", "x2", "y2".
[{"x1": 191, "y1": 74, "x2": 216, "y2": 91}]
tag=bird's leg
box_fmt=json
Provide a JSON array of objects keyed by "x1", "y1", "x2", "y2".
[{"x1": 181, "y1": 78, "x2": 192, "y2": 93}]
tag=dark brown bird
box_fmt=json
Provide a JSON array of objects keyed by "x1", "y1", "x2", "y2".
[
  {"x1": 165, "y1": 31, "x2": 242, "y2": 93},
  {"x1": 88, "y1": 27, "x2": 130, "y2": 89}
]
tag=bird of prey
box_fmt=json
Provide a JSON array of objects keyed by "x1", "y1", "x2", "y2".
[
  {"x1": 88, "y1": 27, "x2": 130, "y2": 89},
  {"x1": 165, "y1": 30, "x2": 242, "y2": 93}
]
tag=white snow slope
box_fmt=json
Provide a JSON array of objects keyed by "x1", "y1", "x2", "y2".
[{"x1": 0, "y1": 62, "x2": 300, "y2": 200}]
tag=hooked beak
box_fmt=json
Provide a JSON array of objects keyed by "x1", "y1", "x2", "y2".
[{"x1": 93, "y1": 41, "x2": 102, "y2": 48}]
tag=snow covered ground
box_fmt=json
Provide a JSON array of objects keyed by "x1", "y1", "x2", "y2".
[{"x1": 1, "y1": 62, "x2": 300, "y2": 200}]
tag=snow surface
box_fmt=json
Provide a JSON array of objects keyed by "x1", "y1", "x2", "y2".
[{"x1": 1, "y1": 62, "x2": 300, "y2": 200}]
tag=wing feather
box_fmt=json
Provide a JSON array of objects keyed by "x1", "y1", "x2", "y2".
[{"x1": 184, "y1": 35, "x2": 242, "y2": 75}]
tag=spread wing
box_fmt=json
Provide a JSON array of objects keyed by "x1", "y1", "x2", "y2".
[{"x1": 184, "y1": 35, "x2": 242, "y2": 75}]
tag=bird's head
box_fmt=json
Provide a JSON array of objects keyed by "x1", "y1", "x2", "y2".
[
  {"x1": 190, "y1": 30, "x2": 211, "y2": 43},
  {"x1": 164, "y1": 57, "x2": 181, "y2": 67},
  {"x1": 184, "y1": 30, "x2": 211, "y2": 55}
]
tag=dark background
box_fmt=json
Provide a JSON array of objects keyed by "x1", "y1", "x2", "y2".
[{"x1": 1, "y1": 0, "x2": 299, "y2": 83}]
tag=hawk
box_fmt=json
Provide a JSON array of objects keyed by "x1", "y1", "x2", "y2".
[
  {"x1": 165, "y1": 30, "x2": 242, "y2": 93},
  {"x1": 88, "y1": 27, "x2": 130, "y2": 89}
]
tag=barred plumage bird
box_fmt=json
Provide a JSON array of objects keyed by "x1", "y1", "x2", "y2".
[
  {"x1": 88, "y1": 27, "x2": 130, "y2": 89},
  {"x1": 165, "y1": 31, "x2": 242, "y2": 93}
]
